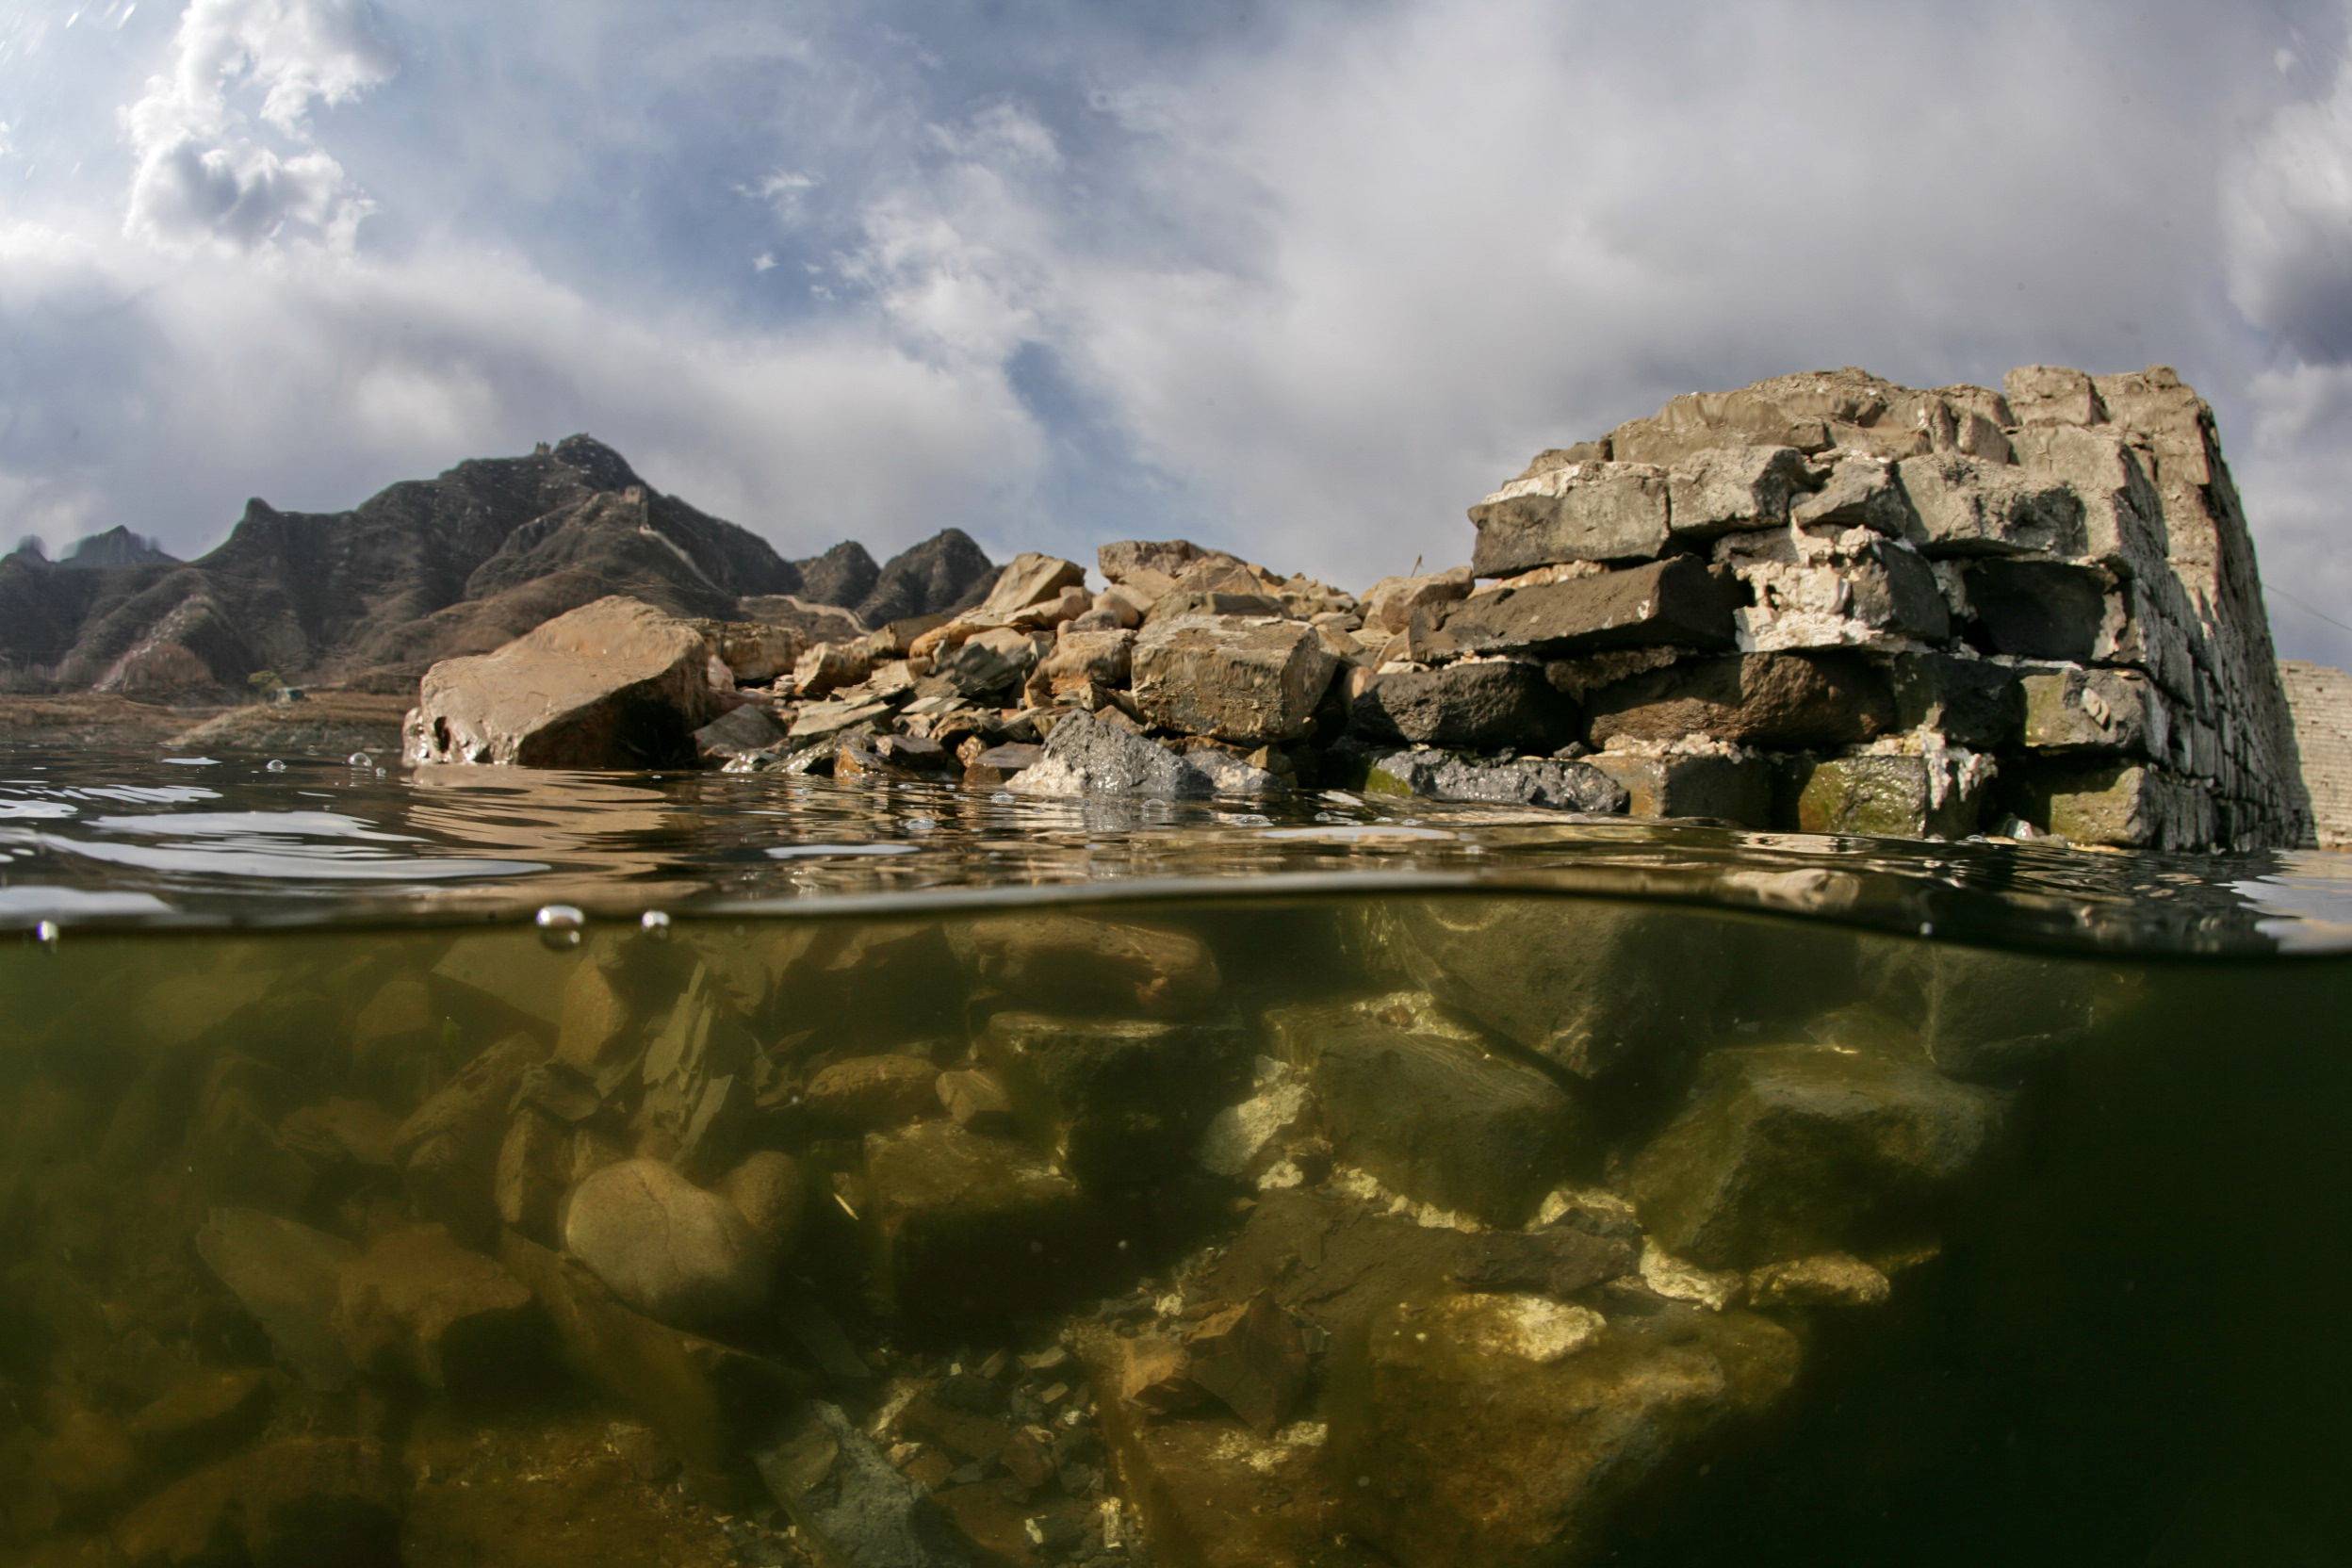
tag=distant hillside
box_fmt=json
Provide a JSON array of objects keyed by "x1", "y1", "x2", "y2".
[{"x1": 0, "y1": 435, "x2": 998, "y2": 697}]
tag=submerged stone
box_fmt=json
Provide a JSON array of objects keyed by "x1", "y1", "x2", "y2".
[
  {"x1": 1331, "y1": 1297, "x2": 1800, "y2": 1568},
  {"x1": 562, "y1": 1157, "x2": 773, "y2": 1328},
  {"x1": 862, "y1": 1120, "x2": 1102, "y2": 1326},
  {"x1": 1300, "y1": 1020, "x2": 1586, "y2": 1227},
  {"x1": 1627, "y1": 1043, "x2": 2002, "y2": 1269}
]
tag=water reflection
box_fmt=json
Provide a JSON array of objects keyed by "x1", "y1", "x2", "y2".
[{"x1": 0, "y1": 746, "x2": 2343, "y2": 957}]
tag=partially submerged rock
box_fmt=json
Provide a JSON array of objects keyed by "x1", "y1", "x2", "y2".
[{"x1": 403, "y1": 596, "x2": 720, "y2": 767}]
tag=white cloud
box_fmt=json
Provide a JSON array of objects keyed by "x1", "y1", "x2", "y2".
[
  {"x1": 0, "y1": 222, "x2": 1049, "y2": 562},
  {"x1": 2228, "y1": 14, "x2": 2352, "y2": 361},
  {"x1": 120, "y1": 0, "x2": 394, "y2": 252}
]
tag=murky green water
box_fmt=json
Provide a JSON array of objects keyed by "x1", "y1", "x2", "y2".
[{"x1": 2, "y1": 749, "x2": 2348, "y2": 1566}]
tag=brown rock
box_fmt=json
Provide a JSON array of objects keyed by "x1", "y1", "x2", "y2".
[
  {"x1": 394, "y1": 1033, "x2": 547, "y2": 1244},
  {"x1": 402, "y1": 595, "x2": 721, "y2": 767},
  {"x1": 1331, "y1": 1297, "x2": 1800, "y2": 1568},
  {"x1": 805, "y1": 1054, "x2": 943, "y2": 1131},
  {"x1": 716, "y1": 1150, "x2": 807, "y2": 1257},
  {"x1": 194, "y1": 1207, "x2": 356, "y2": 1391},
  {"x1": 1411, "y1": 557, "x2": 1741, "y2": 661},
  {"x1": 973, "y1": 552, "x2": 1087, "y2": 619},
  {"x1": 112, "y1": 1437, "x2": 400, "y2": 1568},
  {"x1": 502, "y1": 1233, "x2": 805, "y2": 1478},
  {"x1": 1470, "y1": 462, "x2": 1672, "y2": 573},
  {"x1": 563, "y1": 1157, "x2": 773, "y2": 1327},
  {"x1": 946, "y1": 912, "x2": 1220, "y2": 1018},
  {"x1": 1361, "y1": 566, "x2": 1474, "y2": 633},
  {"x1": 1131, "y1": 616, "x2": 1339, "y2": 745},
  {"x1": 863, "y1": 1121, "x2": 1102, "y2": 1325},
  {"x1": 1183, "y1": 1295, "x2": 1310, "y2": 1436},
  {"x1": 935, "y1": 1068, "x2": 1018, "y2": 1133},
  {"x1": 334, "y1": 1223, "x2": 541, "y2": 1392},
  {"x1": 1586, "y1": 651, "x2": 1896, "y2": 749}
]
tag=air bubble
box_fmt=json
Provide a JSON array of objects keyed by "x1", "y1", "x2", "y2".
[
  {"x1": 639, "y1": 910, "x2": 672, "y2": 938},
  {"x1": 264, "y1": 759, "x2": 286, "y2": 773},
  {"x1": 32, "y1": 920, "x2": 60, "y2": 948},
  {"x1": 534, "y1": 904, "x2": 586, "y2": 949},
  {"x1": 347, "y1": 752, "x2": 373, "y2": 768}
]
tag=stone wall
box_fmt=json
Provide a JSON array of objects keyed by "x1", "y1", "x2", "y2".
[
  {"x1": 2281, "y1": 660, "x2": 2352, "y2": 848},
  {"x1": 1411, "y1": 365, "x2": 2311, "y2": 848}
]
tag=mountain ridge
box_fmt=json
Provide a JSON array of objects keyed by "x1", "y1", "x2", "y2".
[{"x1": 0, "y1": 435, "x2": 998, "y2": 697}]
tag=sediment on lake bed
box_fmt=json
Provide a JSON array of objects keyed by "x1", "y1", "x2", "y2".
[
  {"x1": 400, "y1": 366, "x2": 2313, "y2": 852},
  {"x1": 5, "y1": 898, "x2": 2348, "y2": 1566}
]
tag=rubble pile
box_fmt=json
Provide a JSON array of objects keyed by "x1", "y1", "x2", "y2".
[
  {"x1": 1, "y1": 896, "x2": 2166, "y2": 1567},
  {"x1": 402, "y1": 366, "x2": 2307, "y2": 851}
]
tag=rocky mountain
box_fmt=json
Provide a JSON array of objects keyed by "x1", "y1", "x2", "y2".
[
  {"x1": 58, "y1": 527, "x2": 178, "y2": 571},
  {"x1": 0, "y1": 435, "x2": 998, "y2": 697}
]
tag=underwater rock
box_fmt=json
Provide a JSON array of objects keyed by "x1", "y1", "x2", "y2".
[
  {"x1": 111, "y1": 1437, "x2": 401, "y2": 1568},
  {"x1": 1079, "y1": 1330, "x2": 1372, "y2": 1568},
  {"x1": 1627, "y1": 1043, "x2": 2002, "y2": 1268},
  {"x1": 862, "y1": 1121, "x2": 1101, "y2": 1325},
  {"x1": 562, "y1": 1158, "x2": 772, "y2": 1328},
  {"x1": 1189, "y1": 1190, "x2": 1633, "y2": 1348},
  {"x1": 1368, "y1": 898, "x2": 1721, "y2": 1080},
  {"x1": 978, "y1": 1010, "x2": 1248, "y2": 1190},
  {"x1": 934, "y1": 1068, "x2": 1018, "y2": 1134},
  {"x1": 333, "y1": 1223, "x2": 541, "y2": 1392},
  {"x1": 394, "y1": 1033, "x2": 547, "y2": 1245},
  {"x1": 1302, "y1": 1020, "x2": 1586, "y2": 1227},
  {"x1": 121, "y1": 1370, "x2": 274, "y2": 1480},
  {"x1": 494, "y1": 1106, "x2": 571, "y2": 1243},
  {"x1": 499, "y1": 1233, "x2": 803, "y2": 1477},
  {"x1": 1182, "y1": 1295, "x2": 1311, "y2": 1437},
  {"x1": 193, "y1": 1207, "x2": 357, "y2": 1391},
  {"x1": 1331, "y1": 1296, "x2": 1800, "y2": 1568},
  {"x1": 715, "y1": 1150, "x2": 807, "y2": 1258},
  {"x1": 755, "y1": 1400, "x2": 983, "y2": 1568},
  {"x1": 804, "y1": 1054, "x2": 944, "y2": 1132},
  {"x1": 403, "y1": 595, "x2": 720, "y2": 768},
  {"x1": 948, "y1": 912, "x2": 1221, "y2": 1019}
]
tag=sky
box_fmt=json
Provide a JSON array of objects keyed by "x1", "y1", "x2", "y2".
[{"x1": 1, "y1": 0, "x2": 2350, "y2": 666}]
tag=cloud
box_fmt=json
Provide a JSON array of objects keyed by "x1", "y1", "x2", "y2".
[
  {"x1": 0, "y1": 225, "x2": 1048, "y2": 561},
  {"x1": 120, "y1": 0, "x2": 394, "y2": 252},
  {"x1": 2228, "y1": 13, "x2": 2352, "y2": 361},
  {"x1": 822, "y1": 1, "x2": 2292, "y2": 589}
]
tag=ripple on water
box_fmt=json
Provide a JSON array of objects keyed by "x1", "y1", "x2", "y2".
[{"x1": 0, "y1": 743, "x2": 2344, "y2": 956}]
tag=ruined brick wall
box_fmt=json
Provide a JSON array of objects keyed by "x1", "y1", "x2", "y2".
[
  {"x1": 1406, "y1": 366, "x2": 2312, "y2": 849},
  {"x1": 2281, "y1": 661, "x2": 2352, "y2": 849}
]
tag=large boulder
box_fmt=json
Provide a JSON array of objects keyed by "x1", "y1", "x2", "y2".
[
  {"x1": 1627, "y1": 1043, "x2": 2003, "y2": 1267},
  {"x1": 1131, "y1": 616, "x2": 1339, "y2": 745},
  {"x1": 402, "y1": 596, "x2": 720, "y2": 767},
  {"x1": 1298, "y1": 1018, "x2": 1587, "y2": 1226},
  {"x1": 562, "y1": 1157, "x2": 773, "y2": 1328},
  {"x1": 1331, "y1": 1296, "x2": 1800, "y2": 1568}
]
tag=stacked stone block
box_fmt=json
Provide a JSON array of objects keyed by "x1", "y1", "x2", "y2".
[
  {"x1": 1399, "y1": 366, "x2": 2311, "y2": 848},
  {"x1": 2280, "y1": 660, "x2": 2352, "y2": 848}
]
